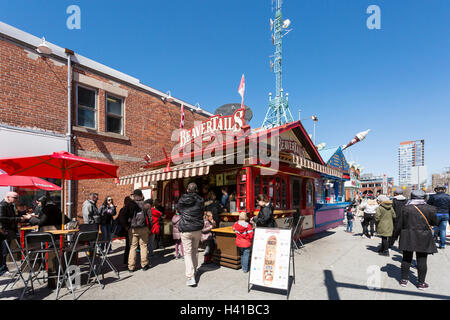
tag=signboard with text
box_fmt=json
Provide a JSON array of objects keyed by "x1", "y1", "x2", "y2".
[{"x1": 248, "y1": 227, "x2": 292, "y2": 291}]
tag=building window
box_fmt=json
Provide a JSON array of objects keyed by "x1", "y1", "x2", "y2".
[
  {"x1": 77, "y1": 86, "x2": 97, "y2": 128},
  {"x1": 254, "y1": 173, "x2": 288, "y2": 209},
  {"x1": 106, "y1": 94, "x2": 123, "y2": 134}
]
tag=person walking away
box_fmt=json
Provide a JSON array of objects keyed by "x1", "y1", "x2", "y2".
[
  {"x1": 251, "y1": 194, "x2": 277, "y2": 228},
  {"x1": 204, "y1": 191, "x2": 222, "y2": 229},
  {"x1": 390, "y1": 189, "x2": 408, "y2": 248},
  {"x1": 98, "y1": 196, "x2": 116, "y2": 253},
  {"x1": 82, "y1": 193, "x2": 100, "y2": 227},
  {"x1": 117, "y1": 196, "x2": 132, "y2": 267},
  {"x1": 172, "y1": 211, "x2": 184, "y2": 259},
  {"x1": 346, "y1": 205, "x2": 355, "y2": 233},
  {"x1": 375, "y1": 195, "x2": 396, "y2": 256},
  {"x1": 0, "y1": 192, "x2": 25, "y2": 276},
  {"x1": 127, "y1": 189, "x2": 152, "y2": 272},
  {"x1": 201, "y1": 211, "x2": 216, "y2": 264},
  {"x1": 177, "y1": 182, "x2": 205, "y2": 287},
  {"x1": 232, "y1": 212, "x2": 254, "y2": 273},
  {"x1": 392, "y1": 190, "x2": 438, "y2": 290},
  {"x1": 427, "y1": 185, "x2": 450, "y2": 249},
  {"x1": 360, "y1": 196, "x2": 378, "y2": 238}
]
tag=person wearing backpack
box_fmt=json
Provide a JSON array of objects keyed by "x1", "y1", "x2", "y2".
[{"x1": 127, "y1": 189, "x2": 152, "y2": 272}]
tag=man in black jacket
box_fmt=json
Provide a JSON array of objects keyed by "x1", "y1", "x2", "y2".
[
  {"x1": 390, "y1": 189, "x2": 408, "y2": 248},
  {"x1": 177, "y1": 182, "x2": 204, "y2": 287},
  {"x1": 0, "y1": 192, "x2": 25, "y2": 276},
  {"x1": 24, "y1": 196, "x2": 69, "y2": 231},
  {"x1": 127, "y1": 189, "x2": 152, "y2": 272},
  {"x1": 427, "y1": 185, "x2": 450, "y2": 249},
  {"x1": 251, "y1": 194, "x2": 276, "y2": 228}
]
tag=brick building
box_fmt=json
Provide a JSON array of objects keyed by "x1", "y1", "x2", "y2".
[
  {"x1": 0, "y1": 22, "x2": 211, "y2": 221},
  {"x1": 359, "y1": 173, "x2": 394, "y2": 197}
]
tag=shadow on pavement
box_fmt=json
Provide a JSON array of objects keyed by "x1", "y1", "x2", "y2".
[
  {"x1": 302, "y1": 231, "x2": 336, "y2": 245},
  {"x1": 324, "y1": 269, "x2": 450, "y2": 300}
]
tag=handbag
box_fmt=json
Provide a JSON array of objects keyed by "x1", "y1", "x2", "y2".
[{"x1": 413, "y1": 205, "x2": 433, "y2": 232}]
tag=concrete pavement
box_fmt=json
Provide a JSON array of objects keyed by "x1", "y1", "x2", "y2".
[{"x1": 2, "y1": 220, "x2": 450, "y2": 300}]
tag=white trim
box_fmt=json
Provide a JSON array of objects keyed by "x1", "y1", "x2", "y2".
[{"x1": 76, "y1": 84, "x2": 98, "y2": 130}]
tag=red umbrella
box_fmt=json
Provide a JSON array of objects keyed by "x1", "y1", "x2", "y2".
[
  {"x1": 0, "y1": 173, "x2": 62, "y2": 191},
  {"x1": 0, "y1": 151, "x2": 119, "y2": 229}
]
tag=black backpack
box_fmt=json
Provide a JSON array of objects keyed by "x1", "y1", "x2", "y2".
[{"x1": 130, "y1": 201, "x2": 150, "y2": 229}]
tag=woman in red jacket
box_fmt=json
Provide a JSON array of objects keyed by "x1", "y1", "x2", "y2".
[
  {"x1": 150, "y1": 202, "x2": 162, "y2": 255},
  {"x1": 232, "y1": 212, "x2": 254, "y2": 273}
]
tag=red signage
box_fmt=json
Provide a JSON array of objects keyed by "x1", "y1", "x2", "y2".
[{"x1": 179, "y1": 108, "x2": 246, "y2": 148}]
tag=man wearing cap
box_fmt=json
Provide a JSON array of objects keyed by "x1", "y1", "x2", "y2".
[
  {"x1": 427, "y1": 185, "x2": 450, "y2": 249},
  {"x1": 393, "y1": 190, "x2": 438, "y2": 290},
  {"x1": 0, "y1": 192, "x2": 26, "y2": 276}
]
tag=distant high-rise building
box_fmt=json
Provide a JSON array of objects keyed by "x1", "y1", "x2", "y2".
[{"x1": 398, "y1": 140, "x2": 425, "y2": 187}]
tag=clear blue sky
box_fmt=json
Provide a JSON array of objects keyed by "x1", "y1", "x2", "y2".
[{"x1": 2, "y1": 0, "x2": 450, "y2": 185}]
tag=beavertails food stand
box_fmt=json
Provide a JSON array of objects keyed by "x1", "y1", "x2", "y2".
[{"x1": 118, "y1": 109, "x2": 349, "y2": 268}]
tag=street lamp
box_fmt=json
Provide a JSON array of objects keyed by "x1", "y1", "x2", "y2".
[
  {"x1": 36, "y1": 37, "x2": 52, "y2": 55},
  {"x1": 311, "y1": 115, "x2": 318, "y2": 145}
]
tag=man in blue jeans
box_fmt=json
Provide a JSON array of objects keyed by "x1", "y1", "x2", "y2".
[{"x1": 427, "y1": 185, "x2": 450, "y2": 249}]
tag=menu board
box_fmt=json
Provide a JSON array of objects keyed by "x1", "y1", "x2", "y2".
[{"x1": 249, "y1": 227, "x2": 292, "y2": 290}]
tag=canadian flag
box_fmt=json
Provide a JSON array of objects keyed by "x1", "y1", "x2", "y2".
[
  {"x1": 238, "y1": 74, "x2": 245, "y2": 108},
  {"x1": 180, "y1": 104, "x2": 185, "y2": 129}
]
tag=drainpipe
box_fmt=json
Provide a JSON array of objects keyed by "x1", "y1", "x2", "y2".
[{"x1": 65, "y1": 48, "x2": 74, "y2": 218}]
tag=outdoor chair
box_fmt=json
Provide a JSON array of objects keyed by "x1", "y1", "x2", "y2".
[
  {"x1": 292, "y1": 216, "x2": 305, "y2": 251},
  {"x1": 94, "y1": 223, "x2": 120, "y2": 281},
  {"x1": 56, "y1": 229, "x2": 103, "y2": 300},
  {"x1": 20, "y1": 232, "x2": 62, "y2": 299},
  {"x1": 1, "y1": 238, "x2": 40, "y2": 294}
]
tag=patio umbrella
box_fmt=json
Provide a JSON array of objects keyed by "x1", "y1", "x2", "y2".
[
  {"x1": 0, "y1": 151, "x2": 119, "y2": 229},
  {"x1": 0, "y1": 173, "x2": 62, "y2": 191}
]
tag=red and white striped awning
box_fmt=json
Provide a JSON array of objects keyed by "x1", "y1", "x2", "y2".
[
  {"x1": 291, "y1": 154, "x2": 343, "y2": 179},
  {"x1": 118, "y1": 154, "x2": 234, "y2": 186}
]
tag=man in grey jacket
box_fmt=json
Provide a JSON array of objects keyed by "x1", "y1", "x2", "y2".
[{"x1": 82, "y1": 193, "x2": 100, "y2": 225}]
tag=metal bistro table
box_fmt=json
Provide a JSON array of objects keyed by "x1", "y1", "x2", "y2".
[{"x1": 19, "y1": 227, "x2": 79, "y2": 289}]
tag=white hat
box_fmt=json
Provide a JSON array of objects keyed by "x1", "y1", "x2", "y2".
[{"x1": 377, "y1": 195, "x2": 390, "y2": 203}]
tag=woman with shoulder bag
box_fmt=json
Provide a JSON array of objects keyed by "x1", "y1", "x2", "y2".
[{"x1": 392, "y1": 190, "x2": 438, "y2": 290}]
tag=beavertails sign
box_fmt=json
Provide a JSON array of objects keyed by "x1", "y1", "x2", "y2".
[{"x1": 179, "y1": 108, "x2": 246, "y2": 148}]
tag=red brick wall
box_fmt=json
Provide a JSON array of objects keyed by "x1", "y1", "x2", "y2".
[{"x1": 0, "y1": 37, "x2": 209, "y2": 222}]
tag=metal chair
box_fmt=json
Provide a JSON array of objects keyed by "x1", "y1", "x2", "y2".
[
  {"x1": 94, "y1": 224, "x2": 120, "y2": 280},
  {"x1": 1, "y1": 238, "x2": 36, "y2": 293},
  {"x1": 56, "y1": 229, "x2": 103, "y2": 300},
  {"x1": 21, "y1": 232, "x2": 62, "y2": 299},
  {"x1": 292, "y1": 216, "x2": 305, "y2": 250}
]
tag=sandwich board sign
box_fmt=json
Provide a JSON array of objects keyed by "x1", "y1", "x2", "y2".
[{"x1": 248, "y1": 227, "x2": 295, "y2": 299}]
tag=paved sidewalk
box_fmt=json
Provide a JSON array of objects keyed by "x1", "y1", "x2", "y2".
[{"x1": 2, "y1": 221, "x2": 450, "y2": 300}]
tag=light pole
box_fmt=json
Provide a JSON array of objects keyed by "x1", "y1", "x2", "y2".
[{"x1": 311, "y1": 115, "x2": 318, "y2": 145}]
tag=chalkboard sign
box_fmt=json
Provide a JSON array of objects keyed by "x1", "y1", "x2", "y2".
[{"x1": 248, "y1": 227, "x2": 293, "y2": 292}]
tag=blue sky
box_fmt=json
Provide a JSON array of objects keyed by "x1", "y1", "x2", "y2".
[{"x1": 2, "y1": 0, "x2": 449, "y2": 185}]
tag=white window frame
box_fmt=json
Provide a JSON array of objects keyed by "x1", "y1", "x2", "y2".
[{"x1": 76, "y1": 84, "x2": 98, "y2": 130}]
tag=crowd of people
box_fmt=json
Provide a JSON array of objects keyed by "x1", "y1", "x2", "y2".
[
  {"x1": 2, "y1": 181, "x2": 448, "y2": 292},
  {"x1": 345, "y1": 185, "x2": 450, "y2": 290}
]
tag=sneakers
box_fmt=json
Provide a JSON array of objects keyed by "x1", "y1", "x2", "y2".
[
  {"x1": 0, "y1": 271, "x2": 12, "y2": 277},
  {"x1": 361, "y1": 235, "x2": 366, "y2": 239},
  {"x1": 417, "y1": 283, "x2": 429, "y2": 290},
  {"x1": 128, "y1": 268, "x2": 136, "y2": 273},
  {"x1": 142, "y1": 264, "x2": 151, "y2": 271},
  {"x1": 399, "y1": 279, "x2": 408, "y2": 287},
  {"x1": 186, "y1": 277, "x2": 196, "y2": 286}
]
